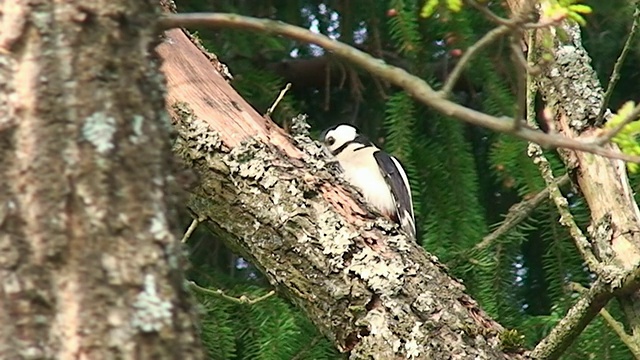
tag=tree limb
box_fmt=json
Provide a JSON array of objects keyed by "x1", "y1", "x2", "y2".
[
  {"x1": 570, "y1": 282, "x2": 640, "y2": 357},
  {"x1": 529, "y1": 271, "x2": 640, "y2": 360},
  {"x1": 157, "y1": 28, "x2": 518, "y2": 359},
  {"x1": 505, "y1": 0, "x2": 640, "y2": 356},
  {"x1": 158, "y1": 13, "x2": 640, "y2": 164}
]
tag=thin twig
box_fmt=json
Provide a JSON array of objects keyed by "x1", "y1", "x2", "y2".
[
  {"x1": 596, "y1": 6, "x2": 640, "y2": 124},
  {"x1": 569, "y1": 282, "x2": 640, "y2": 358},
  {"x1": 527, "y1": 144, "x2": 603, "y2": 275},
  {"x1": 158, "y1": 13, "x2": 640, "y2": 164},
  {"x1": 440, "y1": 25, "x2": 511, "y2": 96},
  {"x1": 449, "y1": 173, "x2": 570, "y2": 269},
  {"x1": 265, "y1": 83, "x2": 291, "y2": 117},
  {"x1": 466, "y1": 0, "x2": 514, "y2": 26},
  {"x1": 510, "y1": 36, "x2": 527, "y2": 129},
  {"x1": 471, "y1": 174, "x2": 570, "y2": 254},
  {"x1": 181, "y1": 217, "x2": 200, "y2": 243},
  {"x1": 188, "y1": 281, "x2": 276, "y2": 305},
  {"x1": 522, "y1": 18, "x2": 564, "y2": 29},
  {"x1": 466, "y1": 0, "x2": 561, "y2": 30},
  {"x1": 597, "y1": 102, "x2": 640, "y2": 145}
]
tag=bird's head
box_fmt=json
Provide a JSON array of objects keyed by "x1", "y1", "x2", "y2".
[{"x1": 321, "y1": 124, "x2": 361, "y2": 155}]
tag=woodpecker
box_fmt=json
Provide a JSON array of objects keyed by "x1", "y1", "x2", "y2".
[{"x1": 321, "y1": 124, "x2": 416, "y2": 239}]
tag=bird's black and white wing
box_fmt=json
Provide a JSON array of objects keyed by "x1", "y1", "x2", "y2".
[{"x1": 373, "y1": 151, "x2": 416, "y2": 239}]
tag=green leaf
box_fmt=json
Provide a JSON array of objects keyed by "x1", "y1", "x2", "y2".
[
  {"x1": 605, "y1": 102, "x2": 640, "y2": 173},
  {"x1": 567, "y1": 12, "x2": 586, "y2": 26},
  {"x1": 420, "y1": 0, "x2": 440, "y2": 18},
  {"x1": 446, "y1": 0, "x2": 463, "y2": 13},
  {"x1": 568, "y1": 4, "x2": 592, "y2": 15}
]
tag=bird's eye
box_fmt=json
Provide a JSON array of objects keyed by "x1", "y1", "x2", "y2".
[{"x1": 326, "y1": 137, "x2": 335, "y2": 146}]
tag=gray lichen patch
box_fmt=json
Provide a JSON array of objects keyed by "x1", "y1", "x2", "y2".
[
  {"x1": 82, "y1": 112, "x2": 116, "y2": 154},
  {"x1": 316, "y1": 209, "x2": 355, "y2": 258},
  {"x1": 290, "y1": 114, "x2": 333, "y2": 170},
  {"x1": 129, "y1": 114, "x2": 145, "y2": 144},
  {"x1": 171, "y1": 102, "x2": 223, "y2": 162},
  {"x1": 131, "y1": 274, "x2": 173, "y2": 333},
  {"x1": 404, "y1": 321, "x2": 425, "y2": 359},
  {"x1": 544, "y1": 24, "x2": 604, "y2": 130},
  {"x1": 349, "y1": 247, "x2": 405, "y2": 293}
]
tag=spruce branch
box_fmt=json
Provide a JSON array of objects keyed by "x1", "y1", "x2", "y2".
[
  {"x1": 159, "y1": 13, "x2": 640, "y2": 164},
  {"x1": 290, "y1": 334, "x2": 323, "y2": 360},
  {"x1": 596, "y1": 5, "x2": 640, "y2": 124}
]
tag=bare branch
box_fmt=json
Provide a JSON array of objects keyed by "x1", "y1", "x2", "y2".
[
  {"x1": 570, "y1": 282, "x2": 640, "y2": 357},
  {"x1": 470, "y1": 174, "x2": 570, "y2": 255},
  {"x1": 596, "y1": 5, "x2": 640, "y2": 124},
  {"x1": 528, "y1": 143, "x2": 603, "y2": 275},
  {"x1": 265, "y1": 82, "x2": 291, "y2": 117},
  {"x1": 525, "y1": 36, "x2": 602, "y2": 275},
  {"x1": 158, "y1": 13, "x2": 640, "y2": 164},
  {"x1": 510, "y1": 36, "x2": 527, "y2": 128},
  {"x1": 440, "y1": 25, "x2": 511, "y2": 96},
  {"x1": 466, "y1": 0, "x2": 514, "y2": 26},
  {"x1": 530, "y1": 278, "x2": 613, "y2": 360},
  {"x1": 181, "y1": 218, "x2": 200, "y2": 243},
  {"x1": 189, "y1": 281, "x2": 276, "y2": 305}
]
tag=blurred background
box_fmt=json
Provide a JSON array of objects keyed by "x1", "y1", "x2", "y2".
[{"x1": 175, "y1": 1, "x2": 640, "y2": 358}]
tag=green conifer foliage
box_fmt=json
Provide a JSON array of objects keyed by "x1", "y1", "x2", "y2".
[{"x1": 176, "y1": 0, "x2": 640, "y2": 357}]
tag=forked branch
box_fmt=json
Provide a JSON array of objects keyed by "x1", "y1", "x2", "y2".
[{"x1": 159, "y1": 13, "x2": 640, "y2": 164}]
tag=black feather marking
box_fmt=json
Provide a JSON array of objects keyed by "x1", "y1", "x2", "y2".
[
  {"x1": 330, "y1": 135, "x2": 373, "y2": 156},
  {"x1": 373, "y1": 151, "x2": 415, "y2": 239}
]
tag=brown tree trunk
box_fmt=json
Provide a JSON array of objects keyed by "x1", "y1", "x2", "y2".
[
  {"x1": 505, "y1": 0, "x2": 640, "y2": 358},
  {"x1": 0, "y1": 1, "x2": 203, "y2": 359}
]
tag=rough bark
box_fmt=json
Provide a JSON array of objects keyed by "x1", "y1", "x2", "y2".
[
  {"x1": 504, "y1": 0, "x2": 640, "y2": 356},
  {"x1": 0, "y1": 1, "x2": 203, "y2": 359},
  {"x1": 157, "y1": 27, "x2": 522, "y2": 359},
  {"x1": 532, "y1": 31, "x2": 640, "y2": 355}
]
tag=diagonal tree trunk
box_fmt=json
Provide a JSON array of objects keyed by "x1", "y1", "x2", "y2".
[
  {"x1": 158, "y1": 26, "x2": 522, "y2": 359},
  {"x1": 0, "y1": 1, "x2": 203, "y2": 358}
]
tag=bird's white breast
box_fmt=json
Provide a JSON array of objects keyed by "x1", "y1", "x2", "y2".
[{"x1": 336, "y1": 146, "x2": 396, "y2": 215}]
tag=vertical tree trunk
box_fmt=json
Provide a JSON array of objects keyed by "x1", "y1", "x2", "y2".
[{"x1": 0, "y1": 1, "x2": 203, "y2": 358}]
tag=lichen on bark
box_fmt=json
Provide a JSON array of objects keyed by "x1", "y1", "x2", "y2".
[{"x1": 171, "y1": 103, "x2": 517, "y2": 359}]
